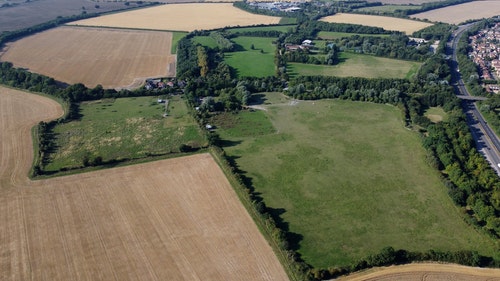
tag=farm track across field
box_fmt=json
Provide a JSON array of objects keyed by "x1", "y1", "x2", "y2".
[
  {"x1": 0, "y1": 26, "x2": 176, "y2": 89},
  {"x1": 0, "y1": 86, "x2": 289, "y2": 281}
]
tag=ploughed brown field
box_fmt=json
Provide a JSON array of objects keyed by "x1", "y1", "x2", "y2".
[
  {"x1": 338, "y1": 263, "x2": 500, "y2": 281},
  {"x1": 0, "y1": 86, "x2": 289, "y2": 281},
  {"x1": 0, "y1": 26, "x2": 176, "y2": 89},
  {"x1": 412, "y1": 1, "x2": 500, "y2": 24}
]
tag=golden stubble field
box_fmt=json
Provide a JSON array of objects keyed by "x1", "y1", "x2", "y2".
[
  {"x1": 320, "y1": 13, "x2": 433, "y2": 34},
  {"x1": 70, "y1": 3, "x2": 282, "y2": 32},
  {"x1": 412, "y1": 1, "x2": 500, "y2": 24},
  {"x1": 0, "y1": 26, "x2": 176, "y2": 89},
  {"x1": 0, "y1": 86, "x2": 289, "y2": 280},
  {"x1": 338, "y1": 263, "x2": 500, "y2": 281}
]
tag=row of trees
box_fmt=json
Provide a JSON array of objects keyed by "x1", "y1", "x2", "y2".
[
  {"x1": 209, "y1": 31, "x2": 235, "y2": 52},
  {"x1": 332, "y1": 33, "x2": 432, "y2": 61}
]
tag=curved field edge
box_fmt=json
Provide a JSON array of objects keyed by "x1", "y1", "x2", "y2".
[
  {"x1": 338, "y1": 263, "x2": 500, "y2": 280},
  {"x1": 0, "y1": 87, "x2": 290, "y2": 281}
]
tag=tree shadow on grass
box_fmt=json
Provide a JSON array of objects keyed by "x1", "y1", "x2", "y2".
[
  {"x1": 248, "y1": 93, "x2": 267, "y2": 105},
  {"x1": 225, "y1": 154, "x2": 305, "y2": 261},
  {"x1": 266, "y1": 207, "x2": 304, "y2": 254},
  {"x1": 218, "y1": 139, "x2": 242, "y2": 148}
]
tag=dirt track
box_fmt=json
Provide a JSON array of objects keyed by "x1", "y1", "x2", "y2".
[
  {"x1": 0, "y1": 86, "x2": 288, "y2": 280},
  {"x1": 338, "y1": 263, "x2": 500, "y2": 281}
]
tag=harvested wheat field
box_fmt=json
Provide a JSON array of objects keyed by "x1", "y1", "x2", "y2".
[
  {"x1": 0, "y1": 86, "x2": 289, "y2": 281},
  {"x1": 412, "y1": 1, "x2": 500, "y2": 24},
  {"x1": 337, "y1": 263, "x2": 500, "y2": 281},
  {"x1": 320, "y1": 13, "x2": 433, "y2": 34},
  {"x1": 70, "y1": 3, "x2": 282, "y2": 32},
  {"x1": 0, "y1": 26, "x2": 176, "y2": 89}
]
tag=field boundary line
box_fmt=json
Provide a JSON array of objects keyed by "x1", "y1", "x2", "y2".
[{"x1": 209, "y1": 147, "x2": 305, "y2": 281}]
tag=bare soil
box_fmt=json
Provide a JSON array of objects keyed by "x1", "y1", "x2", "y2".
[
  {"x1": 0, "y1": 86, "x2": 289, "y2": 281},
  {"x1": 0, "y1": 26, "x2": 176, "y2": 89},
  {"x1": 337, "y1": 263, "x2": 500, "y2": 281}
]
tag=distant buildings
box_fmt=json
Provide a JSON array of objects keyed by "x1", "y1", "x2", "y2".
[{"x1": 468, "y1": 22, "x2": 500, "y2": 93}]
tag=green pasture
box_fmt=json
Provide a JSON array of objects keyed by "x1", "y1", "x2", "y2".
[
  {"x1": 44, "y1": 95, "x2": 206, "y2": 172},
  {"x1": 287, "y1": 52, "x2": 420, "y2": 79},
  {"x1": 192, "y1": 36, "x2": 218, "y2": 49},
  {"x1": 171, "y1": 31, "x2": 188, "y2": 53},
  {"x1": 213, "y1": 92, "x2": 497, "y2": 268},
  {"x1": 224, "y1": 36, "x2": 277, "y2": 77},
  {"x1": 225, "y1": 24, "x2": 295, "y2": 34},
  {"x1": 317, "y1": 31, "x2": 390, "y2": 40},
  {"x1": 355, "y1": 5, "x2": 422, "y2": 13},
  {"x1": 425, "y1": 106, "x2": 448, "y2": 123}
]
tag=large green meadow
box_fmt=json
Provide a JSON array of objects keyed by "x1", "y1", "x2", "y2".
[
  {"x1": 223, "y1": 36, "x2": 277, "y2": 77},
  {"x1": 287, "y1": 52, "x2": 420, "y2": 79},
  {"x1": 212, "y1": 92, "x2": 497, "y2": 268},
  {"x1": 44, "y1": 95, "x2": 206, "y2": 172}
]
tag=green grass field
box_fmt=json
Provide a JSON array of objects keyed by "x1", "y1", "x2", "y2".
[
  {"x1": 171, "y1": 31, "x2": 188, "y2": 53},
  {"x1": 224, "y1": 36, "x2": 277, "y2": 77},
  {"x1": 287, "y1": 52, "x2": 420, "y2": 79},
  {"x1": 213, "y1": 92, "x2": 497, "y2": 268},
  {"x1": 425, "y1": 106, "x2": 448, "y2": 123},
  {"x1": 225, "y1": 24, "x2": 295, "y2": 34},
  {"x1": 192, "y1": 36, "x2": 219, "y2": 49},
  {"x1": 317, "y1": 31, "x2": 390, "y2": 40},
  {"x1": 44, "y1": 95, "x2": 206, "y2": 172}
]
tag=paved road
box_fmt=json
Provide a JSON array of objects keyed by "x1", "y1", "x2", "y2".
[{"x1": 448, "y1": 23, "x2": 500, "y2": 175}]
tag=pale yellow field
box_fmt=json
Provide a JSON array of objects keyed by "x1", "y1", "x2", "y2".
[
  {"x1": 320, "y1": 13, "x2": 433, "y2": 34},
  {"x1": 0, "y1": 86, "x2": 289, "y2": 281},
  {"x1": 338, "y1": 263, "x2": 500, "y2": 281},
  {"x1": 0, "y1": 26, "x2": 175, "y2": 89},
  {"x1": 70, "y1": 3, "x2": 282, "y2": 32},
  {"x1": 412, "y1": 1, "x2": 500, "y2": 24}
]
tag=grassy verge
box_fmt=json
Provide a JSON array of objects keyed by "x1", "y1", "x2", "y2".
[
  {"x1": 43, "y1": 95, "x2": 206, "y2": 173},
  {"x1": 171, "y1": 31, "x2": 188, "y2": 53},
  {"x1": 212, "y1": 92, "x2": 498, "y2": 268},
  {"x1": 224, "y1": 36, "x2": 277, "y2": 77},
  {"x1": 287, "y1": 52, "x2": 421, "y2": 79}
]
